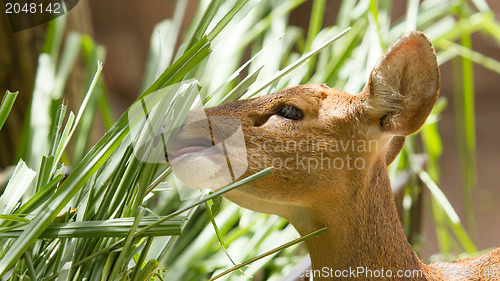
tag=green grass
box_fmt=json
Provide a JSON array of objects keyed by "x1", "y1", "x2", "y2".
[
  {"x1": 1, "y1": 0, "x2": 500, "y2": 280},
  {"x1": 0, "y1": 91, "x2": 18, "y2": 131}
]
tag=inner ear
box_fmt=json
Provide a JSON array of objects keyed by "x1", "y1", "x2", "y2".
[{"x1": 364, "y1": 31, "x2": 440, "y2": 136}]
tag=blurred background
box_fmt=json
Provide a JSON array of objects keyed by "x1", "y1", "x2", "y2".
[{"x1": 1, "y1": 0, "x2": 500, "y2": 280}]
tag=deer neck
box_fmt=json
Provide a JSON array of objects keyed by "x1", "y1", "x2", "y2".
[{"x1": 286, "y1": 157, "x2": 428, "y2": 280}]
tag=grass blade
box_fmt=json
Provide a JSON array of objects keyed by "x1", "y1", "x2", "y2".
[
  {"x1": 51, "y1": 62, "x2": 103, "y2": 175},
  {"x1": 0, "y1": 90, "x2": 18, "y2": 131},
  {"x1": 0, "y1": 217, "x2": 185, "y2": 239},
  {"x1": 208, "y1": 227, "x2": 326, "y2": 281},
  {"x1": 0, "y1": 160, "x2": 36, "y2": 215},
  {"x1": 414, "y1": 167, "x2": 477, "y2": 253}
]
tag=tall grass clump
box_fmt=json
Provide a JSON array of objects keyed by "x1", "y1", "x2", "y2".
[{"x1": 1, "y1": 0, "x2": 500, "y2": 280}]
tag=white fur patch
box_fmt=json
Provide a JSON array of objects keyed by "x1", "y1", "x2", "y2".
[{"x1": 170, "y1": 144, "x2": 234, "y2": 190}]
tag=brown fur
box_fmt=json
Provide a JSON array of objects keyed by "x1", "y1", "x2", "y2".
[{"x1": 167, "y1": 32, "x2": 500, "y2": 280}]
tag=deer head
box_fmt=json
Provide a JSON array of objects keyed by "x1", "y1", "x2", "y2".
[{"x1": 167, "y1": 31, "x2": 439, "y2": 222}]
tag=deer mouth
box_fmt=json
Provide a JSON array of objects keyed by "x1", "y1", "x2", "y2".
[
  {"x1": 166, "y1": 138, "x2": 235, "y2": 190},
  {"x1": 166, "y1": 139, "x2": 218, "y2": 164}
]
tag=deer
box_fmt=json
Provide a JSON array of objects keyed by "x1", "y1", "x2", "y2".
[{"x1": 165, "y1": 31, "x2": 500, "y2": 280}]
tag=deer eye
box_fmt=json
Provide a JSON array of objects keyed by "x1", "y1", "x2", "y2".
[{"x1": 276, "y1": 105, "x2": 303, "y2": 120}]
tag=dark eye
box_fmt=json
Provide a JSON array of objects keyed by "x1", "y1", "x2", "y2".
[{"x1": 276, "y1": 105, "x2": 303, "y2": 120}]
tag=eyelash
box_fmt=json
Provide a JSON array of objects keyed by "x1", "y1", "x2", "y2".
[{"x1": 276, "y1": 105, "x2": 304, "y2": 120}]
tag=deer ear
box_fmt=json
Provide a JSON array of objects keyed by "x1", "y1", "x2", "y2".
[{"x1": 364, "y1": 31, "x2": 440, "y2": 136}]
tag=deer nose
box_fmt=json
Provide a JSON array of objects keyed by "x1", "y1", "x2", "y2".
[{"x1": 177, "y1": 122, "x2": 186, "y2": 134}]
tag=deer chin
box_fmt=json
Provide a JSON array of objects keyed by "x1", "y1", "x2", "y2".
[{"x1": 168, "y1": 144, "x2": 233, "y2": 190}]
